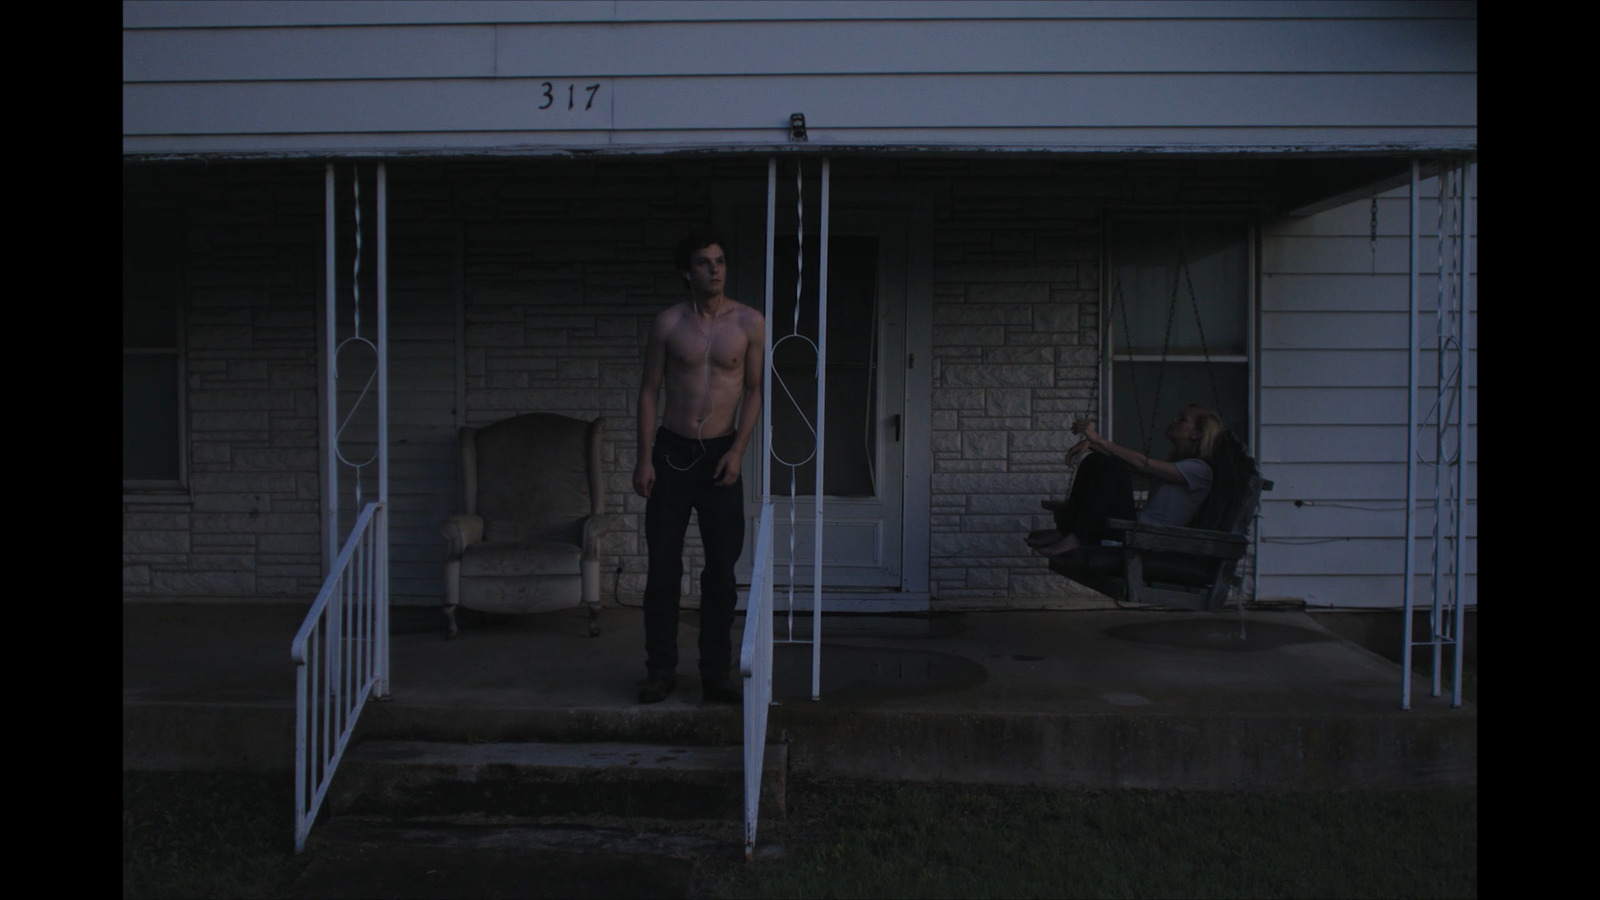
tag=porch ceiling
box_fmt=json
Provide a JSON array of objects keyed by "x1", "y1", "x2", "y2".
[{"x1": 1256, "y1": 155, "x2": 1473, "y2": 218}]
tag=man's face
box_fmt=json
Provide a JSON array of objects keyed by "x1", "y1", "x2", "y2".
[{"x1": 683, "y1": 244, "x2": 727, "y2": 296}]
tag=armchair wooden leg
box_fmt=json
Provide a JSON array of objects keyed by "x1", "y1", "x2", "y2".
[
  {"x1": 586, "y1": 602, "x2": 601, "y2": 638},
  {"x1": 444, "y1": 558, "x2": 461, "y2": 639}
]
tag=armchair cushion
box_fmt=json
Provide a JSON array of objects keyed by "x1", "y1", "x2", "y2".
[
  {"x1": 460, "y1": 541, "x2": 583, "y2": 578},
  {"x1": 471, "y1": 414, "x2": 597, "y2": 545}
]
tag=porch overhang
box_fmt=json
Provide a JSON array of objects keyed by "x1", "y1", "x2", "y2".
[
  {"x1": 123, "y1": 139, "x2": 1478, "y2": 165},
  {"x1": 122, "y1": 142, "x2": 1474, "y2": 222}
]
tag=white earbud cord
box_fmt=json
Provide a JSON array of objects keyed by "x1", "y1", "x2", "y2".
[{"x1": 662, "y1": 302, "x2": 721, "y2": 472}]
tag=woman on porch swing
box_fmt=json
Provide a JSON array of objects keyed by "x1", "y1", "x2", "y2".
[{"x1": 1027, "y1": 405, "x2": 1226, "y2": 557}]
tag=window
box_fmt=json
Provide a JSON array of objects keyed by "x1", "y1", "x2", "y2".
[
  {"x1": 1105, "y1": 217, "x2": 1252, "y2": 492},
  {"x1": 123, "y1": 211, "x2": 185, "y2": 488}
]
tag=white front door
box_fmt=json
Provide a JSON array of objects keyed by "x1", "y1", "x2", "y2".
[
  {"x1": 735, "y1": 208, "x2": 909, "y2": 591},
  {"x1": 327, "y1": 223, "x2": 463, "y2": 603}
]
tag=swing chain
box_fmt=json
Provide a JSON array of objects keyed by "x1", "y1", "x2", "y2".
[
  {"x1": 1111, "y1": 274, "x2": 1153, "y2": 456},
  {"x1": 1113, "y1": 223, "x2": 1224, "y2": 459},
  {"x1": 1369, "y1": 195, "x2": 1379, "y2": 276},
  {"x1": 1178, "y1": 239, "x2": 1224, "y2": 416},
  {"x1": 1146, "y1": 237, "x2": 1186, "y2": 453}
]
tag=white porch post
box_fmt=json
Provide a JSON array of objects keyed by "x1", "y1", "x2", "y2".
[
  {"x1": 811, "y1": 158, "x2": 830, "y2": 700},
  {"x1": 320, "y1": 162, "x2": 391, "y2": 692},
  {"x1": 763, "y1": 157, "x2": 830, "y2": 699},
  {"x1": 764, "y1": 160, "x2": 775, "y2": 502},
  {"x1": 1453, "y1": 161, "x2": 1473, "y2": 708},
  {"x1": 324, "y1": 165, "x2": 339, "y2": 568},
  {"x1": 1402, "y1": 157, "x2": 1472, "y2": 710},
  {"x1": 1402, "y1": 159, "x2": 1420, "y2": 710},
  {"x1": 376, "y1": 163, "x2": 391, "y2": 697}
]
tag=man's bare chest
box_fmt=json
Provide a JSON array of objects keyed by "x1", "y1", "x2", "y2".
[{"x1": 666, "y1": 319, "x2": 745, "y2": 372}]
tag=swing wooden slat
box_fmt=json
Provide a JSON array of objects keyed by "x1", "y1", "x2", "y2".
[{"x1": 1116, "y1": 520, "x2": 1248, "y2": 557}]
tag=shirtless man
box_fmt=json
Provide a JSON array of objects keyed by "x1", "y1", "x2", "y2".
[{"x1": 633, "y1": 233, "x2": 765, "y2": 704}]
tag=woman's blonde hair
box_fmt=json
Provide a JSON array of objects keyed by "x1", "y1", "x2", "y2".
[{"x1": 1185, "y1": 405, "x2": 1227, "y2": 461}]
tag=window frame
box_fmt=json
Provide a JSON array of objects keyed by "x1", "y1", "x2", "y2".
[
  {"x1": 123, "y1": 210, "x2": 189, "y2": 496},
  {"x1": 1100, "y1": 211, "x2": 1257, "y2": 494}
]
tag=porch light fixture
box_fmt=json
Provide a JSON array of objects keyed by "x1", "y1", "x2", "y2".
[{"x1": 789, "y1": 113, "x2": 807, "y2": 142}]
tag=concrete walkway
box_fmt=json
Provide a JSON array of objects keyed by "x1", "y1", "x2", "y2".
[{"x1": 122, "y1": 600, "x2": 1474, "y2": 789}]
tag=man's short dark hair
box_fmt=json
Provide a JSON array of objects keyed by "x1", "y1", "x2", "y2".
[{"x1": 675, "y1": 231, "x2": 726, "y2": 272}]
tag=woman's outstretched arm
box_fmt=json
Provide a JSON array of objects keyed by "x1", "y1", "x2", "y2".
[{"x1": 1070, "y1": 420, "x2": 1192, "y2": 485}]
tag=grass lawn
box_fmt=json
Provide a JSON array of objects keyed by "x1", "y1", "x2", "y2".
[
  {"x1": 697, "y1": 781, "x2": 1478, "y2": 899},
  {"x1": 123, "y1": 771, "x2": 307, "y2": 900},
  {"x1": 124, "y1": 772, "x2": 1476, "y2": 899}
]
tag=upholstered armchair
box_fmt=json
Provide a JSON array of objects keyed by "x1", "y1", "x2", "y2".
[{"x1": 441, "y1": 413, "x2": 609, "y2": 638}]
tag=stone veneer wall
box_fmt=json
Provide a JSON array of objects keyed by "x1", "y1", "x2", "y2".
[
  {"x1": 924, "y1": 161, "x2": 1106, "y2": 601},
  {"x1": 123, "y1": 163, "x2": 326, "y2": 598}
]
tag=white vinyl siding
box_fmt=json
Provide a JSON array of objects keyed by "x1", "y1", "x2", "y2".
[
  {"x1": 119, "y1": 1, "x2": 1476, "y2": 27},
  {"x1": 123, "y1": 1, "x2": 1476, "y2": 158},
  {"x1": 1255, "y1": 173, "x2": 1476, "y2": 609}
]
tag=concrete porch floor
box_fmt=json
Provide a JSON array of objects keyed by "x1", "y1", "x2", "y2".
[{"x1": 122, "y1": 599, "x2": 1475, "y2": 790}]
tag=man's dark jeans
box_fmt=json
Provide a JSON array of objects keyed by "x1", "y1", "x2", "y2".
[{"x1": 643, "y1": 428, "x2": 745, "y2": 681}]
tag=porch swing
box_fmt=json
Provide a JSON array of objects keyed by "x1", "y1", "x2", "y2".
[{"x1": 1042, "y1": 226, "x2": 1271, "y2": 611}]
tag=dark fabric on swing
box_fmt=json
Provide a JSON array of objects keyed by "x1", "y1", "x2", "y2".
[
  {"x1": 1051, "y1": 453, "x2": 1137, "y2": 546},
  {"x1": 1188, "y1": 430, "x2": 1258, "y2": 534}
]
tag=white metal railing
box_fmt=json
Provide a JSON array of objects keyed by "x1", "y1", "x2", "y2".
[
  {"x1": 739, "y1": 502, "x2": 776, "y2": 859},
  {"x1": 292, "y1": 500, "x2": 389, "y2": 852}
]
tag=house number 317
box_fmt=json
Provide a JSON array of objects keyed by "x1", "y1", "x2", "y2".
[{"x1": 539, "y1": 82, "x2": 602, "y2": 111}]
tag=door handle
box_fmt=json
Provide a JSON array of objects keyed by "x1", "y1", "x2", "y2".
[{"x1": 891, "y1": 414, "x2": 901, "y2": 442}]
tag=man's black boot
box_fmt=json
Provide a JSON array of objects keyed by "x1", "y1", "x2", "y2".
[{"x1": 638, "y1": 674, "x2": 676, "y2": 704}]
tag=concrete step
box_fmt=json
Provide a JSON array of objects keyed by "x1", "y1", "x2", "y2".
[
  {"x1": 770, "y1": 704, "x2": 1477, "y2": 791},
  {"x1": 358, "y1": 703, "x2": 745, "y2": 748},
  {"x1": 125, "y1": 689, "x2": 1475, "y2": 791},
  {"x1": 327, "y1": 740, "x2": 786, "y2": 822}
]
